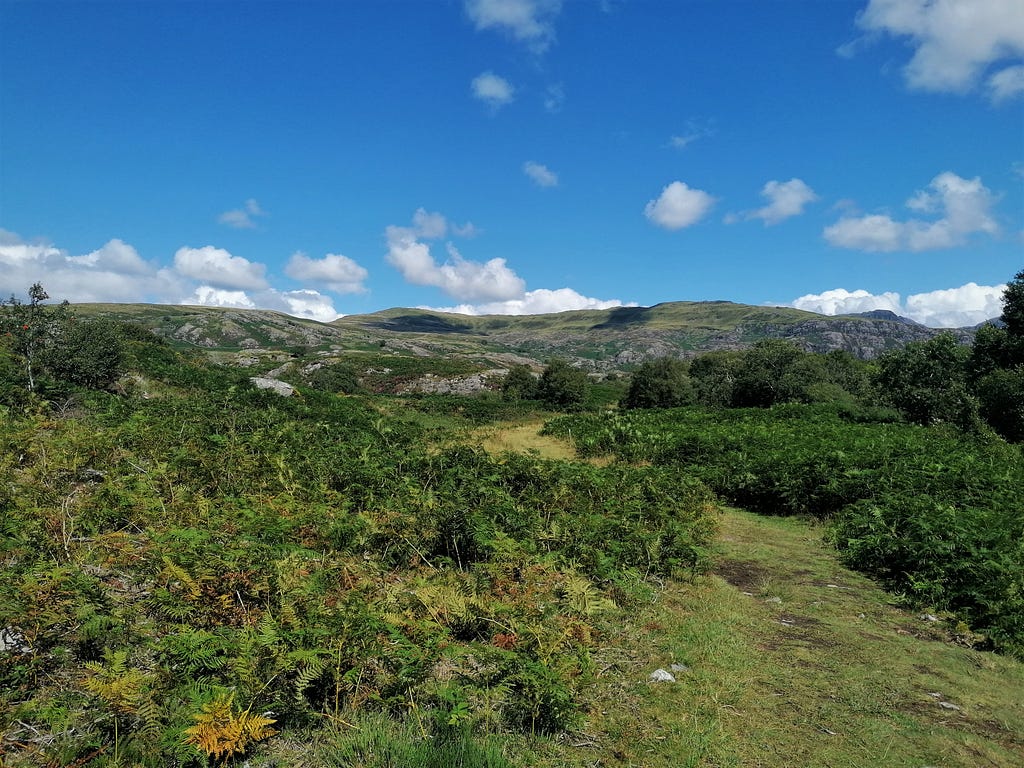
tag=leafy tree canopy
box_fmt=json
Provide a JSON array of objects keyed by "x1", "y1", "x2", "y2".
[
  {"x1": 877, "y1": 332, "x2": 977, "y2": 428},
  {"x1": 1001, "y1": 269, "x2": 1024, "y2": 338},
  {"x1": 538, "y1": 358, "x2": 589, "y2": 411},
  {"x1": 501, "y1": 363, "x2": 539, "y2": 401},
  {"x1": 621, "y1": 357, "x2": 695, "y2": 409}
]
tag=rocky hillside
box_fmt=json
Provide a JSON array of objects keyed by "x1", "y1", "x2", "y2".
[{"x1": 75, "y1": 301, "x2": 981, "y2": 371}]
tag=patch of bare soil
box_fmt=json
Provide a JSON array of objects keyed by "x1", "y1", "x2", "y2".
[{"x1": 714, "y1": 558, "x2": 770, "y2": 592}]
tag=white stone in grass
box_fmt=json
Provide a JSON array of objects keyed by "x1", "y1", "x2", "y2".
[
  {"x1": 0, "y1": 627, "x2": 29, "y2": 654},
  {"x1": 649, "y1": 668, "x2": 676, "y2": 683},
  {"x1": 250, "y1": 377, "x2": 296, "y2": 397}
]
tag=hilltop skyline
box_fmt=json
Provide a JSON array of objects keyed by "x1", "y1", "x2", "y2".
[{"x1": 1, "y1": 0, "x2": 1022, "y2": 327}]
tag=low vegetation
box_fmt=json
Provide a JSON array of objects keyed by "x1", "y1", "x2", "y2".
[
  {"x1": 1, "y1": 274, "x2": 1021, "y2": 766},
  {"x1": 0, "y1": 295, "x2": 716, "y2": 766}
]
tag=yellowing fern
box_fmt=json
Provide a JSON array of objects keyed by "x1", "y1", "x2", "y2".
[
  {"x1": 183, "y1": 692, "x2": 276, "y2": 762},
  {"x1": 82, "y1": 649, "x2": 149, "y2": 713}
]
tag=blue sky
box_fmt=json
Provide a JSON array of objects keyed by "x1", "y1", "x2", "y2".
[{"x1": 1, "y1": 0, "x2": 1021, "y2": 326}]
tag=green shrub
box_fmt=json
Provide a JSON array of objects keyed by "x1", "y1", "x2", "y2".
[{"x1": 546, "y1": 404, "x2": 1024, "y2": 656}]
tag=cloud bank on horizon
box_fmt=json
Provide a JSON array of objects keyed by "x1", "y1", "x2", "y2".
[
  {"x1": 0, "y1": 225, "x2": 1008, "y2": 328},
  {"x1": 1, "y1": 0, "x2": 1020, "y2": 329}
]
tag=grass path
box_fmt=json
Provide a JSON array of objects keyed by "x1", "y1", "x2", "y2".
[{"x1": 469, "y1": 421, "x2": 1024, "y2": 767}]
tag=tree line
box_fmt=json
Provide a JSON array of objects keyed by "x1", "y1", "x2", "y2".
[{"x1": 611, "y1": 269, "x2": 1024, "y2": 442}]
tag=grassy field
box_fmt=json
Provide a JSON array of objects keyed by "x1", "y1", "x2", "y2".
[{"x1": 465, "y1": 423, "x2": 1024, "y2": 768}]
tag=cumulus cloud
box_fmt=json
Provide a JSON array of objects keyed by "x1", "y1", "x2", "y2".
[
  {"x1": 184, "y1": 286, "x2": 256, "y2": 309},
  {"x1": 824, "y1": 172, "x2": 999, "y2": 252},
  {"x1": 65, "y1": 239, "x2": 154, "y2": 274},
  {"x1": 0, "y1": 230, "x2": 343, "y2": 322},
  {"x1": 386, "y1": 235, "x2": 525, "y2": 302},
  {"x1": 523, "y1": 161, "x2": 558, "y2": 187},
  {"x1": 285, "y1": 252, "x2": 368, "y2": 294},
  {"x1": 904, "y1": 282, "x2": 1007, "y2": 327},
  {"x1": 988, "y1": 63, "x2": 1024, "y2": 102},
  {"x1": 411, "y1": 208, "x2": 449, "y2": 239},
  {"x1": 644, "y1": 181, "x2": 716, "y2": 230},
  {"x1": 218, "y1": 198, "x2": 267, "y2": 229},
  {"x1": 0, "y1": 231, "x2": 183, "y2": 304},
  {"x1": 182, "y1": 285, "x2": 342, "y2": 322},
  {"x1": 173, "y1": 246, "x2": 269, "y2": 290},
  {"x1": 385, "y1": 211, "x2": 525, "y2": 302},
  {"x1": 465, "y1": 0, "x2": 562, "y2": 52},
  {"x1": 789, "y1": 282, "x2": 1006, "y2": 327},
  {"x1": 745, "y1": 178, "x2": 819, "y2": 225},
  {"x1": 855, "y1": 0, "x2": 1024, "y2": 100},
  {"x1": 471, "y1": 72, "x2": 515, "y2": 109},
  {"x1": 791, "y1": 288, "x2": 905, "y2": 316},
  {"x1": 431, "y1": 287, "x2": 635, "y2": 316},
  {"x1": 270, "y1": 289, "x2": 342, "y2": 323},
  {"x1": 384, "y1": 210, "x2": 629, "y2": 314}
]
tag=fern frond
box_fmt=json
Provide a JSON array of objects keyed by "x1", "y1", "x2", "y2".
[
  {"x1": 562, "y1": 574, "x2": 615, "y2": 616},
  {"x1": 160, "y1": 556, "x2": 202, "y2": 597},
  {"x1": 255, "y1": 612, "x2": 280, "y2": 648},
  {"x1": 183, "y1": 692, "x2": 277, "y2": 761}
]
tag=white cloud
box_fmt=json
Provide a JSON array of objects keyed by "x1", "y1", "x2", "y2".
[
  {"x1": 274, "y1": 289, "x2": 342, "y2": 322},
  {"x1": 644, "y1": 181, "x2": 716, "y2": 230},
  {"x1": 173, "y1": 245, "x2": 269, "y2": 290},
  {"x1": 218, "y1": 198, "x2": 267, "y2": 229},
  {"x1": 183, "y1": 285, "x2": 341, "y2": 322},
  {"x1": 856, "y1": 0, "x2": 1024, "y2": 99},
  {"x1": 988, "y1": 64, "x2": 1024, "y2": 102},
  {"x1": 523, "y1": 161, "x2": 558, "y2": 187},
  {"x1": 412, "y1": 208, "x2": 449, "y2": 239},
  {"x1": 184, "y1": 286, "x2": 257, "y2": 309},
  {"x1": 431, "y1": 287, "x2": 635, "y2": 316},
  {"x1": 904, "y1": 282, "x2": 1007, "y2": 327},
  {"x1": 286, "y1": 252, "x2": 368, "y2": 294},
  {"x1": 824, "y1": 215, "x2": 906, "y2": 251},
  {"x1": 824, "y1": 172, "x2": 999, "y2": 251},
  {"x1": 544, "y1": 83, "x2": 565, "y2": 112},
  {"x1": 0, "y1": 232, "x2": 184, "y2": 304},
  {"x1": 451, "y1": 221, "x2": 481, "y2": 238},
  {"x1": 65, "y1": 239, "x2": 153, "y2": 274},
  {"x1": 788, "y1": 282, "x2": 1006, "y2": 327},
  {"x1": 668, "y1": 134, "x2": 699, "y2": 150},
  {"x1": 746, "y1": 178, "x2": 819, "y2": 225},
  {"x1": 667, "y1": 119, "x2": 714, "y2": 150},
  {"x1": 471, "y1": 72, "x2": 515, "y2": 109},
  {"x1": 791, "y1": 288, "x2": 905, "y2": 316},
  {"x1": 385, "y1": 212, "x2": 526, "y2": 302},
  {"x1": 465, "y1": 0, "x2": 561, "y2": 52},
  {"x1": 0, "y1": 233, "x2": 66, "y2": 272},
  {"x1": 0, "y1": 230, "x2": 343, "y2": 322}
]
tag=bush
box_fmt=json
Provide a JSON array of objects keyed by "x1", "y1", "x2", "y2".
[
  {"x1": 500, "y1": 364, "x2": 538, "y2": 401},
  {"x1": 42, "y1": 318, "x2": 125, "y2": 389},
  {"x1": 621, "y1": 357, "x2": 695, "y2": 409},
  {"x1": 308, "y1": 362, "x2": 362, "y2": 394},
  {"x1": 537, "y1": 358, "x2": 589, "y2": 411},
  {"x1": 976, "y1": 367, "x2": 1024, "y2": 442},
  {"x1": 545, "y1": 404, "x2": 1024, "y2": 656},
  {"x1": 877, "y1": 332, "x2": 978, "y2": 429}
]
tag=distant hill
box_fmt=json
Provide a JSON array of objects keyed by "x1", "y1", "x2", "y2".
[{"x1": 74, "y1": 301, "x2": 979, "y2": 371}]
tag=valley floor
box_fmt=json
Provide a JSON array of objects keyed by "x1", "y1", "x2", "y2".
[{"x1": 470, "y1": 422, "x2": 1024, "y2": 768}]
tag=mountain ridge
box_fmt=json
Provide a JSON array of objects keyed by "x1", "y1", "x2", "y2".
[{"x1": 72, "y1": 300, "x2": 986, "y2": 369}]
